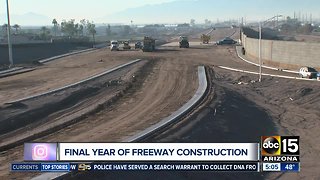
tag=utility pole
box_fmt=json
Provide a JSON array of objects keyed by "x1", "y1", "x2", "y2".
[
  {"x1": 258, "y1": 21, "x2": 262, "y2": 82},
  {"x1": 258, "y1": 15, "x2": 283, "y2": 82},
  {"x1": 6, "y1": 0, "x2": 13, "y2": 67}
]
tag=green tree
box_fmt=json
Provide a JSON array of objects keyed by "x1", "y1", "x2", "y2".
[
  {"x1": 52, "y1": 19, "x2": 58, "y2": 36},
  {"x1": 80, "y1": 19, "x2": 87, "y2": 36},
  {"x1": 204, "y1": 19, "x2": 211, "y2": 25},
  {"x1": 13, "y1": 24, "x2": 20, "y2": 34},
  {"x1": 122, "y1": 25, "x2": 131, "y2": 35},
  {"x1": 40, "y1": 26, "x2": 50, "y2": 40},
  {"x1": 2, "y1": 24, "x2": 8, "y2": 36},
  {"x1": 87, "y1": 22, "x2": 96, "y2": 46},
  {"x1": 60, "y1": 19, "x2": 77, "y2": 37},
  {"x1": 79, "y1": 24, "x2": 84, "y2": 36},
  {"x1": 75, "y1": 23, "x2": 79, "y2": 36},
  {"x1": 106, "y1": 24, "x2": 112, "y2": 37},
  {"x1": 190, "y1": 19, "x2": 195, "y2": 26}
]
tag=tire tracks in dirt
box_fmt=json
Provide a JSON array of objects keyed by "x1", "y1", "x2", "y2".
[{"x1": 0, "y1": 57, "x2": 198, "y2": 179}]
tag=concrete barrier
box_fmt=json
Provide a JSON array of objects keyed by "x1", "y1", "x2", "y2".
[
  {"x1": 241, "y1": 32, "x2": 320, "y2": 70},
  {"x1": 0, "y1": 43, "x2": 93, "y2": 65},
  {"x1": 0, "y1": 67, "x2": 24, "y2": 74},
  {"x1": 39, "y1": 48, "x2": 96, "y2": 63},
  {"x1": 235, "y1": 46, "x2": 299, "y2": 74},
  {"x1": 0, "y1": 68, "x2": 35, "y2": 78},
  {"x1": 217, "y1": 65, "x2": 319, "y2": 82}
]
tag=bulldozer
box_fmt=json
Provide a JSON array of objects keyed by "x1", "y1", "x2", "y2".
[
  {"x1": 201, "y1": 34, "x2": 211, "y2": 44},
  {"x1": 142, "y1": 36, "x2": 155, "y2": 52},
  {"x1": 123, "y1": 41, "x2": 131, "y2": 50}
]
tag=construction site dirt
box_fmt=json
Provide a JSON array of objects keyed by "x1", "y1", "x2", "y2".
[{"x1": 0, "y1": 28, "x2": 319, "y2": 180}]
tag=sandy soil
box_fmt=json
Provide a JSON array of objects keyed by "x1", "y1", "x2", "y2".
[
  {"x1": 210, "y1": 69, "x2": 320, "y2": 180},
  {"x1": 0, "y1": 61, "x2": 146, "y2": 147}
]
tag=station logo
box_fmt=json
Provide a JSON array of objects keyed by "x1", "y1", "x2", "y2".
[
  {"x1": 261, "y1": 136, "x2": 281, "y2": 156},
  {"x1": 261, "y1": 136, "x2": 300, "y2": 162}
]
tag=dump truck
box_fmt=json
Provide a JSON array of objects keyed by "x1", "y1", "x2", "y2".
[
  {"x1": 179, "y1": 36, "x2": 189, "y2": 48},
  {"x1": 142, "y1": 36, "x2": 155, "y2": 52},
  {"x1": 201, "y1": 34, "x2": 210, "y2": 44},
  {"x1": 123, "y1": 41, "x2": 131, "y2": 50}
]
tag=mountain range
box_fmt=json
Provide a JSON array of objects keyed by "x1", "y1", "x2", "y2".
[
  {"x1": 97, "y1": 0, "x2": 319, "y2": 24},
  {"x1": 0, "y1": 12, "x2": 52, "y2": 26}
]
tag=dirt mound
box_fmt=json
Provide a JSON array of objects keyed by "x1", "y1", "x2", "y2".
[
  {"x1": 296, "y1": 87, "x2": 313, "y2": 97},
  {"x1": 237, "y1": 75, "x2": 252, "y2": 82},
  {"x1": 233, "y1": 75, "x2": 255, "y2": 85}
]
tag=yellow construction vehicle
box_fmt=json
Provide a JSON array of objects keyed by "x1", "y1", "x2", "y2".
[
  {"x1": 201, "y1": 34, "x2": 210, "y2": 44},
  {"x1": 123, "y1": 41, "x2": 131, "y2": 50}
]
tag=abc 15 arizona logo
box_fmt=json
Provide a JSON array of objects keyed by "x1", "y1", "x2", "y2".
[{"x1": 261, "y1": 136, "x2": 299, "y2": 162}]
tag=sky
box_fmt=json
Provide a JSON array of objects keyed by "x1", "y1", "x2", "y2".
[
  {"x1": 1, "y1": 0, "x2": 320, "y2": 26},
  {"x1": 0, "y1": 0, "x2": 176, "y2": 25}
]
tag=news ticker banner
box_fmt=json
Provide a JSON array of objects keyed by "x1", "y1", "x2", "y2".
[
  {"x1": 16, "y1": 136, "x2": 299, "y2": 172},
  {"x1": 24, "y1": 143, "x2": 259, "y2": 161},
  {"x1": 11, "y1": 162, "x2": 260, "y2": 172}
]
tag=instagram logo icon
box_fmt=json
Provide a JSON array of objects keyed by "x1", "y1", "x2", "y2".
[
  {"x1": 24, "y1": 143, "x2": 57, "y2": 161},
  {"x1": 32, "y1": 145, "x2": 48, "y2": 160}
]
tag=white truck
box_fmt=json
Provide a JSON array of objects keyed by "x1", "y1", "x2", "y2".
[{"x1": 110, "y1": 40, "x2": 119, "y2": 51}]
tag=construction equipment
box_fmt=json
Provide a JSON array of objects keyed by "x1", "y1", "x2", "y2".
[
  {"x1": 179, "y1": 36, "x2": 189, "y2": 48},
  {"x1": 110, "y1": 40, "x2": 119, "y2": 51},
  {"x1": 201, "y1": 34, "x2": 210, "y2": 44},
  {"x1": 142, "y1": 36, "x2": 155, "y2": 52},
  {"x1": 123, "y1": 41, "x2": 131, "y2": 50},
  {"x1": 135, "y1": 41, "x2": 142, "y2": 49}
]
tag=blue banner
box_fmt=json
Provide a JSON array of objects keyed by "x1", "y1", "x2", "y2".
[
  {"x1": 280, "y1": 162, "x2": 300, "y2": 172},
  {"x1": 40, "y1": 163, "x2": 70, "y2": 172},
  {"x1": 11, "y1": 163, "x2": 40, "y2": 172},
  {"x1": 12, "y1": 162, "x2": 259, "y2": 172}
]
